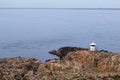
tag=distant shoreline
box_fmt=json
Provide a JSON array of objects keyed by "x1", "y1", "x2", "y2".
[{"x1": 1, "y1": 8, "x2": 120, "y2": 10}]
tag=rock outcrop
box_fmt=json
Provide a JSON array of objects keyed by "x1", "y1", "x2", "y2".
[
  {"x1": 38, "y1": 47, "x2": 120, "y2": 80},
  {"x1": 0, "y1": 57, "x2": 41, "y2": 80},
  {"x1": 49, "y1": 47, "x2": 88, "y2": 59},
  {"x1": 49, "y1": 47, "x2": 119, "y2": 70},
  {"x1": 1, "y1": 47, "x2": 120, "y2": 80}
]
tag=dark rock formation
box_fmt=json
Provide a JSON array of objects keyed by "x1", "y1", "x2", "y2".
[{"x1": 49, "y1": 46, "x2": 88, "y2": 59}]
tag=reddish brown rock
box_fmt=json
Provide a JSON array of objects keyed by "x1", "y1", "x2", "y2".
[{"x1": 1, "y1": 47, "x2": 120, "y2": 80}]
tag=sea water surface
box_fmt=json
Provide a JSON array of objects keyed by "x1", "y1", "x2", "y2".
[{"x1": 0, "y1": 8, "x2": 120, "y2": 61}]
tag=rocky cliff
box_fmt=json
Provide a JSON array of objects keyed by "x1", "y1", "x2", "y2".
[{"x1": 0, "y1": 47, "x2": 120, "y2": 80}]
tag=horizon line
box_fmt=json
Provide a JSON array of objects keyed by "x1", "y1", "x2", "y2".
[{"x1": 1, "y1": 8, "x2": 120, "y2": 10}]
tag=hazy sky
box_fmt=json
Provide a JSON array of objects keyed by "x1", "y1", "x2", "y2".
[{"x1": 0, "y1": 0, "x2": 120, "y2": 8}]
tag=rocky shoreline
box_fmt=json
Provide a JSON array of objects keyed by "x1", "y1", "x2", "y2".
[{"x1": 0, "y1": 47, "x2": 120, "y2": 80}]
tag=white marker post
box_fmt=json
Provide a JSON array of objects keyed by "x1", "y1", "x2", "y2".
[{"x1": 90, "y1": 42, "x2": 96, "y2": 51}]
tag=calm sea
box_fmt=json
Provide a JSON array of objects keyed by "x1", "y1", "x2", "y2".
[{"x1": 0, "y1": 8, "x2": 120, "y2": 61}]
